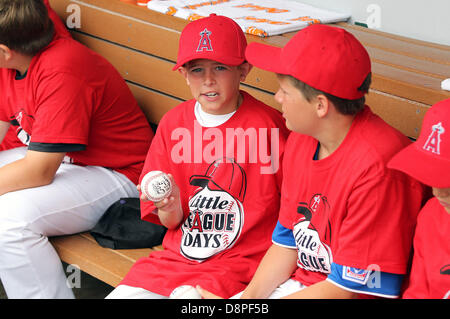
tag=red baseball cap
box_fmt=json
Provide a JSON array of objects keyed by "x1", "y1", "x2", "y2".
[
  {"x1": 388, "y1": 99, "x2": 450, "y2": 188},
  {"x1": 189, "y1": 157, "x2": 247, "y2": 203},
  {"x1": 245, "y1": 24, "x2": 371, "y2": 100},
  {"x1": 173, "y1": 14, "x2": 247, "y2": 70}
]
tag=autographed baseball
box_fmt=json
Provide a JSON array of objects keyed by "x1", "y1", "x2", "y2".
[
  {"x1": 141, "y1": 170, "x2": 172, "y2": 202},
  {"x1": 169, "y1": 285, "x2": 202, "y2": 299}
]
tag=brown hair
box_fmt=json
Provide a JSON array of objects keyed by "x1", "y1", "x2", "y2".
[
  {"x1": 281, "y1": 73, "x2": 372, "y2": 115},
  {"x1": 0, "y1": 0, "x2": 54, "y2": 56}
]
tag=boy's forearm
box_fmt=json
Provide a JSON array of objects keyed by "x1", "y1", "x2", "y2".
[
  {"x1": 0, "y1": 151, "x2": 65, "y2": 195},
  {"x1": 241, "y1": 244, "x2": 298, "y2": 299},
  {"x1": 157, "y1": 200, "x2": 184, "y2": 229}
]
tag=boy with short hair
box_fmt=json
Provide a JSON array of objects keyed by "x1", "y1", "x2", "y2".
[
  {"x1": 213, "y1": 24, "x2": 425, "y2": 299},
  {"x1": 0, "y1": 0, "x2": 153, "y2": 298},
  {"x1": 106, "y1": 14, "x2": 289, "y2": 299},
  {"x1": 387, "y1": 98, "x2": 450, "y2": 299}
]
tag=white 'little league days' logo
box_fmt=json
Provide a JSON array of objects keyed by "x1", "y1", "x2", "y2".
[
  {"x1": 293, "y1": 195, "x2": 332, "y2": 273},
  {"x1": 180, "y1": 158, "x2": 246, "y2": 262}
]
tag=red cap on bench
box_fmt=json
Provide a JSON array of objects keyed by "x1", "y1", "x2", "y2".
[
  {"x1": 173, "y1": 14, "x2": 247, "y2": 70},
  {"x1": 388, "y1": 98, "x2": 450, "y2": 188},
  {"x1": 245, "y1": 24, "x2": 371, "y2": 100}
]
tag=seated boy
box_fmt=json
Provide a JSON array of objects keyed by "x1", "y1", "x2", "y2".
[
  {"x1": 0, "y1": 0, "x2": 153, "y2": 298},
  {"x1": 106, "y1": 14, "x2": 290, "y2": 299},
  {"x1": 388, "y1": 98, "x2": 450, "y2": 299},
  {"x1": 200, "y1": 24, "x2": 426, "y2": 299}
]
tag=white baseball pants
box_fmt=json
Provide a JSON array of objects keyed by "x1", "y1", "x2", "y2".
[
  {"x1": 106, "y1": 279, "x2": 306, "y2": 299},
  {"x1": 0, "y1": 147, "x2": 139, "y2": 299}
]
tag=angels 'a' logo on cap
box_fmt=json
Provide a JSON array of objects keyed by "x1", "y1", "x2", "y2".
[
  {"x1": 423, "y1": 122, "x2": 445, "y2": 155},
  {"x1": 196, "y1": 28, "x2": 213, "y2": 52}
]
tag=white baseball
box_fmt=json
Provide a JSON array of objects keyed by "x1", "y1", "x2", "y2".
[
  {"x1": 141, "y1": 170, "x2": 172, "y2": 202},
  {"x1": 169, "y1": 285, "x2": 202, "y2": 299}
]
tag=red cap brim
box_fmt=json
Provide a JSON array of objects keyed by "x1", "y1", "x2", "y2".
[
  {"x1": 387, "y1": 143, "x2": 450, "y2": 188},
  {"x1": 245, "y1": 42, "x2": 286, "y2": 75}
]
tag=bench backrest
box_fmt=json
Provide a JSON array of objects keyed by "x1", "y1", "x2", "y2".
[{"x1": 49, "y1": 0, "x2": 450, "y2": 139}]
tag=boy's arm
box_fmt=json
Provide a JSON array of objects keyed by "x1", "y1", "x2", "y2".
[
  {"x1": 240, "y1": 244, "x2": 298, "y2": 299},
  {"x1": 0, "y1": 150, "x2": 65, "y2": 195},
  {"x1": 0, "y1": 120, "x2": 10, "y2": 144}
]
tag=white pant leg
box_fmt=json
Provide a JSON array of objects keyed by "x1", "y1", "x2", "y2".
[
  {"x1": 106, "y1": 285, "x2": 167, "y2": 299},
  {"x1": 0, "y1": 147, "x2": 139, "y2": 299}
]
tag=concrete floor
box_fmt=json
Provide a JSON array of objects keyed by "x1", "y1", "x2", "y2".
[{"x1": 0, "y1": 262, "x2": 114, "y2": 299}]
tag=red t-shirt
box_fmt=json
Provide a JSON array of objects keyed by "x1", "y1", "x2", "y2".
[
  {"x1": 402, "y1": 197, "x2": 450, "y2": 299},
  {"x1": 278, "y1": 106, "x2": 425, "y2": 286},
  {"x1": 120, "y1": 91, "x2": 290, "y2": 297},
  {"x1": 0, "y1": 33, "x2": 153, "y2": 184},
  {"x1": 0, "y1": 0, "x2": 71, "y2": 151}
]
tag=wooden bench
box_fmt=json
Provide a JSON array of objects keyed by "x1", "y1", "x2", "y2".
[{"x1": 48, "y1": 0, "x2": 450, "y2": 290}]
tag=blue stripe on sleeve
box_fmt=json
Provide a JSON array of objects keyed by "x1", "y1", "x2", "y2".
[
  {"x1": 272, "y1": 221, "x2": 296, "y2": 248},
  {"x1": 327, "y1": 263, "x2": 404, "y2": 298}
]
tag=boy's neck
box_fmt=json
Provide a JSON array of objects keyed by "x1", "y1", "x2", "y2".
[
  {"x1": 13, "y1": 52, "x2": 33, "y2": 76},
  {"x1": 315, "y1": 113, "x2": 355, "y2": 160}
]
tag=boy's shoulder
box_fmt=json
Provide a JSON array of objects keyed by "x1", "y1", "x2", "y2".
[
  {"x1": 353, "y1": 106, "x2": 412, "y2": 163},
  {"x1": 34, "y1": 37, "x2": 116, "y2": 78}
]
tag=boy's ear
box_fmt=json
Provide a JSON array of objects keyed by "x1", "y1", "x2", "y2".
[
  {"x1": 178, "y1": 67, "x2": 190, "y2": 86},
  {"x1": 238, "y1": 62, "x2": 252, "y2": 81},
  {"x1": 315, "y1": 94, "x2": 330, "y2": 118},
  {"x1": 0, "y1": 44, "x2": 12, "y2": 61}
]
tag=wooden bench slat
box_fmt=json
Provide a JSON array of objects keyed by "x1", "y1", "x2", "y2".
[
  {"x1": 72, "y1": 32, "x2": 192, "y2": 101},
  {"x1": 79, "y1": 233, "x2": 160, "y2": 262},
  {"x1": 366, "y1": 46, "x2": 450, "y2": 80},
  {"x1": 51, "y1": 232, "x2": 153, "y2": 287},
  {"x1": 372, "y1": 63, "x2": 450, "y2": 106},
  {"x1": 335, "y1": 22, "x2": 450, "y2": 66},
  {"x1": 51, "y1": 0, "x2": 448, "y2": 104},
  {"x1": 52, "y1": 0, "x2": 182, "y2": 61}
]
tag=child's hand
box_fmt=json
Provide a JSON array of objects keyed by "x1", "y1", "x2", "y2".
[
  {"x1": 196, "y1": 285, "x2": 223, "y2": 299},
  {"x1": 138, "y1": 173, "x2": 179, "y2": 206},
  {"x1": 153, "y1": 174, "x2": 181, "y2": 210}
]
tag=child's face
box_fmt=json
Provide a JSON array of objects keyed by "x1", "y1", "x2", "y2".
[
  {"x1": 179, "y1": 59, "x2": 250, "y2": 115},
  {"x1": 432, "y1": 187, "x2": 450, "y2": 214},
  {"x1": 274, "y1": 75, "x2": 318, "y2": 134}
]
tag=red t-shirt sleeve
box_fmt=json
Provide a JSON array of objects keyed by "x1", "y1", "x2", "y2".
[
  {"x1": 334, "y1": 166, "x2": 423, "y2": 274},
  {"x1": 30, "y1": 71, "x2": 93, "y2": 145}
]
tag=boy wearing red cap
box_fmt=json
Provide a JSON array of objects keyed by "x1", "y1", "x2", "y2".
[
  {"x1": 107, "y1": 14, "x2": 289, "y2": 299},
  {"x1": 388, "y1": 99, "x2": 450, "y2": 299},
  {"x1": 207, "y1": 24, "x2": 425, "y2": 299}
]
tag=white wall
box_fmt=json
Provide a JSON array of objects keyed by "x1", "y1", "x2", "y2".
[{"x1": 291, "y1": 0, "x2": 450, "y2": 46}]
